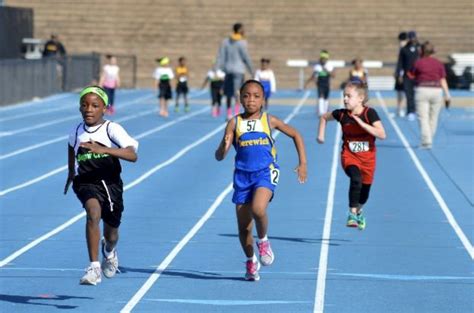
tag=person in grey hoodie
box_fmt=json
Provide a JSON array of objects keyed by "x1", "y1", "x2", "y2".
[{"x1": 217, "y1": 23, "x2": 254, "y2": 120}]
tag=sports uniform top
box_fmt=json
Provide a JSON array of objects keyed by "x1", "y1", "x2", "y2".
[
  {"x1": 153, "y1": 67, "x2": 174, "y2": 82},
  {"x1": 207, "y1": 69, "x2": 225, "y2": 82},
  {"x1": 313, "y1": 62, "x2": 334, "y2": 87},
  {"x1": 176, "y1": 65, "x2": 188, "y2": 82},
  {"x1": 254, "y1": 69, "x2": 276, "y2": 93},
  {"x1": 233, "y1": 112, "x2": 277, "y2": 172},
  {"x1": 68, "y1": 120, "x2": 139, "y2": 184},
  {"x1": 332, "y1": 107, "x2": 380, "y2": 156},
  {"x1": 102, "y1": 64, "x2": 120, "y2": 88}
]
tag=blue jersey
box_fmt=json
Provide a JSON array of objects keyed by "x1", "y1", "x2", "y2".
[{"x1": 233, "y1": 112, "x2": 277, "y2": 171}]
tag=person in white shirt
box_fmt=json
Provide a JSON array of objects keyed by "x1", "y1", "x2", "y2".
[
  {"x1": 99, "y1": 55, "x2": 121, "y2": 115},
  {"x1": 64, "y1": 86, "x2": 138, "y2": 285},
  {"x1": 304, "y1": 50, "x2": 335, "y2": 116},
  {"x1": 254, "y1": 58, "x2": 276, "y2": 111},
  {"x1": 153, "y1": 57, "x2": 175, "y2": 117}
]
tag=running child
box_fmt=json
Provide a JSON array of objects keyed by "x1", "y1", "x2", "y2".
[
  {"x1": 153, "y1": 57, "x2": 174, "y2": 117},
  {"x1": 202, "y1": 62, "x2": 225, "y2": 117},
  {"x1": 254, "y1": 58, "x2": 276, "y2": 111},
  {"x1": 64, "y1": 86, "x2": 138, "y2": 285},
  {"x1": 317, "y1": 81, "x2": 386, "y2": 230},
  {"x1": 175, "y1": 56, "x2": 190, "y2": 113},
  {"x1": 305, "y1": 50, "x2": 335, "y2": 116},
  {"x1": 215, "y1": 79, "x2": 307, "y2": 281},
  {"x1": 99, "y1": 54, "x2": 121, "y2": 115}
]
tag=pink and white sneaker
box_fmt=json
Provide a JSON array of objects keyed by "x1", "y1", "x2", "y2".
[
  {"x1": 244, "y1": 259, "x2": 261, "y2": 281},
  {"x1": 257, "y1": 240, "x2": 274, "y2": 266}
]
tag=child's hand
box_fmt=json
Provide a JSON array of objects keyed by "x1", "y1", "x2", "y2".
[
  {"x1": 64, "y1": 173, "x2": 74, "y2": 195},
  {"x1": 223, "y1": 134, "x2": 232, "y2": 151},
  {"x1": 80, "y1": 140, "x2": 106, "y2": 154},
  {"x1": 294, "y1": 164, "x2": 307, "y2": 183},
  {"x1": 317, "y1": 136, "x2": 325, "y2": 144}
]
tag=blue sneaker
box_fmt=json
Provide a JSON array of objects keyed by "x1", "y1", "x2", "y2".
[
  {"x1": 357, "y1": 212, "x2": 366, "y2": 230},
  {"x1": 346, "y1": 213, "x2": 359, "y2": 228}
]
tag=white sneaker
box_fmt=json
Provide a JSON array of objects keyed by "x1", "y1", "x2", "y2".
[
  {"x1": 256, "y1": 240, "x2": 275, "y2": 266},
  {"x1": 80, "y1": 266, "x2": 102, "y2": 285},
  {"x1": 101, "y1": 239, "x2": 119, "y2": 278},
  {"x1": 407, "y1": 113, "x2": 416, "y2": 121}
]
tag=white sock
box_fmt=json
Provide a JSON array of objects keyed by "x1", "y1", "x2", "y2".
[
  {"x1": 247, "y1": 254, "x2": 258, "y2": 263},
  {"x1": 258, "y1": 235, "x2": 268, "y2": 243},
  {"x1": 91, "y1": 261, "x2": 101, "y2": 268},
  {"x1": 318, "y1": 98, "x2": 325, "y2": 116},
  {"x1": 324, "y1": 99, "x2": 329, "y2": 112},
  {"x1": 103, "y1": 240, "x2": 115, "y2": 258}
]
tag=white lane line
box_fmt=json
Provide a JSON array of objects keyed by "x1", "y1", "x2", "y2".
[
  {"x1": 0, "y1": 107, "x2": 209, "y2": 197},
  {"x1": 0, "y1": 108, "x2": 154, "y2": 161},
  {"x1": 0, "y1": 94, "x2": 71, "y2": 112},
  {"x1": 376, "y1": 91, "x2": 474, "y2": 260},
  {"x1": 313, "y1": 125, "x2": 341, "y2": 313},
  {"x1": 0, "y1": 90, "x2": 207, "y2": 160},
  {"x1": 0, "y1": 165, "x2": 68, "y2": 196},
  {"x1": 0, "y1": 117, "x2": 221, "y2": 267},
  {"x1": 0, "y1": 94, "x2": 153, "y2": 138},
  {"x1": 120, "y1": 91, "x2": 310, "y2": 313},
  {"x1": 0, "y1": 105, "x2": 75, "y2": 123}
]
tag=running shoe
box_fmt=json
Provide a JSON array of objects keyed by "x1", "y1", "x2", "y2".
[
  {"x1": 101, "y1": 239, "x2": 119, "y2": 278},
  {"x1": 184, "y1": 105, "x2": 190, "y2": 113},
  {"x1": 346, "y1": 213, "x2": 359, "y2": 228},
  {"x1": 174, "y1": 106, "x2": 179, "y2": 113},
  {"x1": 80, "y1": 266, "x2": 102, "y2": 285},
  {"x1": 357, "y1": 213, "x2": 366, "y2": 231},
  {"x1": 257, "y1": 240, "x2": 275, "y2": 266},
  {"x1": 244, "y1": 259, "x2": 261, "y2": 281}
]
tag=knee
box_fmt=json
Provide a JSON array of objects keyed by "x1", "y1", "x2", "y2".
[{"x1": 86, "y1": 209, "x2": 101, "y2": 225}]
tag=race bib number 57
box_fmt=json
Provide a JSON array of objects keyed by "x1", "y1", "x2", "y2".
[
  {"x1": 348, "y1": 141, "x2": 369, "y2": 153},
  {"x1": 239, "y1": 119, "x2": 264, "y2": 134}
]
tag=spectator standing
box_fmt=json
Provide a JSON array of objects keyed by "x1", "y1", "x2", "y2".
[
  {"x1": 216, "y1": 22, "x2": 254, "y2": 121},
  {"x1": 99, "y1": 55, "x2": 121, "y2": 115},
  {"x1": 254, "y1": 58, "x2": 276, "y2": 111},
  {"x1": 396, "y1": 31, "x2": 420, "y2": 121},
  {"x1": 43, "y1": 34, "x2": 67, "y2": 90},
  {"x1": 175, "y1": 56, "x2": 190, "y2": 113},
  {"x1": 411, "y1": 41, "x2": 451, "y2": 149},
  {"x1": 304, "y1": 50, "x2": 335, "y2": 116},
  {"x1": 394, "y1": 32, "x2": 408, "y2": 117},
  {"x1": 202, "y1": 62, "x2": 226, "y2": 117},
  {"x1": 153, "y1": 57, "x2": 174, "y2": 117}
]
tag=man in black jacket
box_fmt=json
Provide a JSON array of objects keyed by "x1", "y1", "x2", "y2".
[{"x1": 395, "y1": 31, "x2": 419, "y2": 121}]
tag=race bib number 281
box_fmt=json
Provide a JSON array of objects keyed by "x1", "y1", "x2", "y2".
[{"x1": 348, "y1": 141, "x2": 369, "y2": 153}]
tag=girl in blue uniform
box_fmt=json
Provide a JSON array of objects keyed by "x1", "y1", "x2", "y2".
[{"x1": 215, "y1": 80, "x2": 307, "y2": 281}]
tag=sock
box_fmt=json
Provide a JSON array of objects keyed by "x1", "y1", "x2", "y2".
[
  {"x1": 318, "y1": 98, "x2": 325, "y2": 116},
  {"x1": 91, "y1": 261, "x2": 101, "y2": 268},
  {"x1": 247, "y1": 254, "x2": 258, "y2": 263},
  {"x1": 258, "y1": 235, "x2": 268, "y2": 243},
  {"x1": 324, "y1": 99, "x2": 329, "y2": 112},
  {"x1": 103, "y1": 239, "x2": 115, "y2": 258}
]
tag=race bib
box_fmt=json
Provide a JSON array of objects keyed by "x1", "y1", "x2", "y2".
[
  {"x1": 239, "y1": 119, "x2": 264, "y2": 134},
  {"x1": 348, "y1": 141, "x2": 369, "y2": 153},
  {"x1": 270, "y1": 168, "x2": 280, "y2": 185}
]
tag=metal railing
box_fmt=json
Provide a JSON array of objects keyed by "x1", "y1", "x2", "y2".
[{"x1": 0, "y1": 52, "x2": 137, "y2": 106}]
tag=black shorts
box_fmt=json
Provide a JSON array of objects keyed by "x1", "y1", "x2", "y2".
[
  {"x1": 176, "y1": 81, "x2": 188, "y2": 95},
  {"x1": 394, "y1": 79, "x2": 404, "y2": 91},
  {"x1": 73, "y1": 179, "x2": 124, "y2": 228},
  {"x1": 159, "y1": 80, "x2": 172, "y2": 100},
  {"x1": 317, "y1": 84, "x2": 330, "y2": 99}
]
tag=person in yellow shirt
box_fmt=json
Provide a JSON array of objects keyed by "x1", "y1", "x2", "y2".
[{"x1": 175, "y1": 57, "x2": 190, "y2": 113}]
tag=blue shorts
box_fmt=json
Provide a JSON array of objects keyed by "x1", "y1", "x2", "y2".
[{"x1": 232, "y1": 166, "x2": 280, "y2": 204}]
